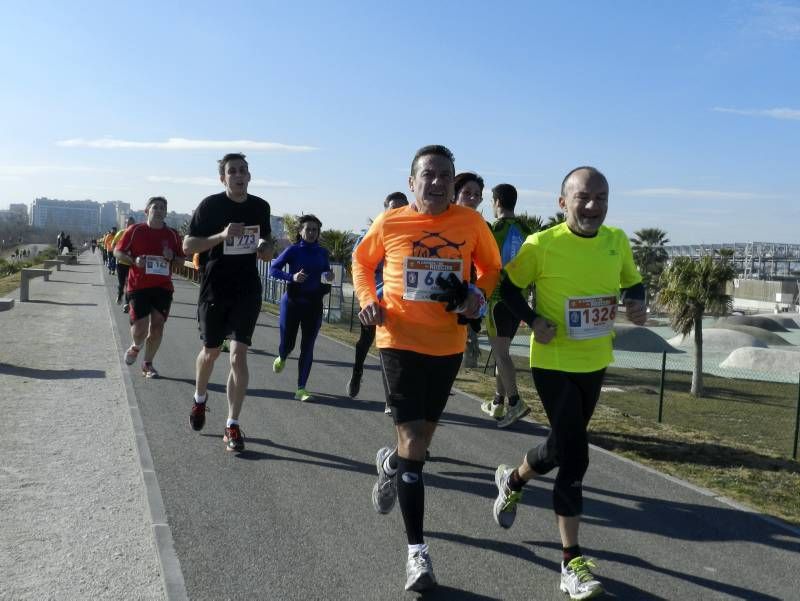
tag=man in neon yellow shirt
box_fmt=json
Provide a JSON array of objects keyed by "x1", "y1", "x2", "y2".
[{"x1": 491, "y1": 166, "x2": 646, "y2": 600}]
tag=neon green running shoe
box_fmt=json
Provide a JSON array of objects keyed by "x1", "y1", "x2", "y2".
[
  {"x1": 493, "y1": 464, "x2": 523, "y2": 529},
  {"x1": 294, "y1": 388, "x2": 312, "y2": 402},
  {"x1": 560, "y1": 556, "x2": 603, "y2": 600},
  {"x1": 272, "y1": 356, "x2": 285, "y2": 374},
  {"x1": 481, "y1": 399, "x2": 506, "y2": 419}
]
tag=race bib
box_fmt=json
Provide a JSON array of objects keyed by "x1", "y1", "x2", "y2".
[
  {"x1": 224, "y1": 225, "x2": 260, "y2": 255},
  {"x1": 565, "y1": 295, "x2": 618, "y2": 340},
  {"x1": 402, "y1": 257, "x2": 463, "y2": 302},
  {"x1": 144, "y1": 255, "x2": 170, "y2": 276}
]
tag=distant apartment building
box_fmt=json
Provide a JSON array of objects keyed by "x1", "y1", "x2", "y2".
[
  {"x1": 9, "y1": 203, "x2": 27, "y2": 219},
  {"x1": 100, "y1": 201, "x2": 130, "y2": 230},
  {"x1": 271, "y1": 215, "x2": 286, "y2": 241},
  {"x1": 0, "y1": 203, "x2": 27, "y2": 224},
  {"x1": 30, "y1": 197, "x2": 101, "y2": 233},
  {"x1": 119, "y1": 211, "x2": 283, "y2": 237},
  {"x1": 123, "y1": 210, "x2": 192, "y2": 231}
]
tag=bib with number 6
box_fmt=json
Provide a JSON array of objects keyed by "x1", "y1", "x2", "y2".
[{"x1": 402, "y1": 256, "x2": 463, "y2": 302}]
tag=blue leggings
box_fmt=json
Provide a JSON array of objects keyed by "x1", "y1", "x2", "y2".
[{"x1": 278, "y1": 293, "x2": 323, "y2": 388}]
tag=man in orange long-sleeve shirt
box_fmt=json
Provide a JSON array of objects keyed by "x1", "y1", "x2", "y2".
[{"x1": 352, "y1": 144, "x2": 501, "y2": 593}]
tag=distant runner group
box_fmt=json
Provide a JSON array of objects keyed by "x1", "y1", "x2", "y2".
[{"x1": 103, "y1": 146, "x2": 645, "y2": 599}]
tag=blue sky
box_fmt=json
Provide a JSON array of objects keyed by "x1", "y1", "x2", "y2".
[{"x1": 0, "y1": 0, "x2": 798, "y2": 244}]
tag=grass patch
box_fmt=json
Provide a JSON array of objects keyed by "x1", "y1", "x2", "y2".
[
  {"x1": 265, "y1": 299, "x2": 800, "y2": 526},
  {"x1": 0, "y1": 272, "x2": 22, "y2": 298}
]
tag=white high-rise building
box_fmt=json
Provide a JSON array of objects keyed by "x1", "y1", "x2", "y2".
[{"x1": 30, "y1": 198, "x2": 101, "y2": 233}]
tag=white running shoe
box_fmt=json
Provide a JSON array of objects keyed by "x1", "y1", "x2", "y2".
[
  {"x1": 372, "y1": 447, "x2": 397, "y2": 514},
  {"x1": 560, "y1": 556, "x2": 604, "y2": 600},
  {"x1": 481, "y1": 399, "x2": 506, "y2": 419},
  {"x1": 497, "y1": 399, "x2": 530, "y2": 429},
  {"x1": 405, "y1": 549, "x2": 436, "y2": 592},
  {"x1": 493, "y1": 464, "x2": 523, "y2": 529},
  {"x1": 124, "y1": 345, "x2": 140, "y2": 366}
]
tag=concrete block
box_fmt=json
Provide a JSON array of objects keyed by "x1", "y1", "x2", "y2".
[{"x1": 20, "y1": 267, "x2": 52, "y2": 302}]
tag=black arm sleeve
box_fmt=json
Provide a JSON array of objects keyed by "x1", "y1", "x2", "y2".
[
  {"x1": 500, "y1": 276, "x2": 538, "y2": 327},
  {"x1": 620, "y1": 282, "x2": 646, "y2": 302}
]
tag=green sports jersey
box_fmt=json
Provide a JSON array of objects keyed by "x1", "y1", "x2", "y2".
[
  {"x1": 504, "y1": 222, "x2": 642, "y2": 372},
  {"x1": 489, "y1": 216, "x2": 532, "y2": 301}
]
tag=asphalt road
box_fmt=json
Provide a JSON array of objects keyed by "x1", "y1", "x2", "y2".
[{"x1": 105, "y1": 273, "x2": 800, "y2": 601}]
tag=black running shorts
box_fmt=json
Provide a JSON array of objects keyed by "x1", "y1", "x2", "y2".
[
  {"x1": 486, "y1": 299, "x2": 521, "y2": 339},
  {"x1": 379, "y1": 348, "x2": 463, "y2": 424},
  {"x1": 197, "y1": 291, "x2": 262, "y2": 348},
  {"x1": 129, "y1": 287, "x2": 173, "y2": 324}
]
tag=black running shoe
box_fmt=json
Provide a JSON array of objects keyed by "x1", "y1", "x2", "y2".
[
  {"x1": 190, "y1": 401, "x2": 206, "y2": 431},
  {"x1": 347, "y1": 370, "x2": 362, "y2": 398},
  {"x1": 223, "y1": 424, "x2": 245, "y2": 452}
]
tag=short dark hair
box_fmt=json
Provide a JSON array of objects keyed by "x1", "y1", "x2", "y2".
[
  {"x1": 492, "y1": 184, "x2": 517, "y2": 210},
  {"x1": 298, "y1": 214, "x2": 322, "y2": 229},
  {"x1": 560, "y1": 166, "x2": 607, "y2": 197},
  {"x1": 296, "y1": 214, "x2": 322, "y2": 242},
  {"x1": 218, "y1": 153, "x2": 248, "y2": 177},
  {"x1": 453, "y1": 172, "x2": 484, "y2": 203},
  {"x1": 384, "y1": 191, "x2": 408, "y2": 208},
  {"x1": 146, "y1": 196, "x2": 167, "y2": 209},
  {"x1": 410, "y1": 145, "x2": 455, "y2": 177}
]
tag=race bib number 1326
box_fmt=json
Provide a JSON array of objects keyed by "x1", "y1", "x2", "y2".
[{"x1": 565, "y1": 295, "x2": 618, "y2": 340}]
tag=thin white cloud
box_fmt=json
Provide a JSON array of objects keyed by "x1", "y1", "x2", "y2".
[
  {"x1": 747, "y1": 1, "x2": 800, "y2": 40},
  {"x1": 475, "y1": 170, "x2": 542, "y2": 178},
  {"x1": 63, "y1": 184, "x2": 133, "y2": 191},
  {"x1": 57, "y1": 137, "x2": 317, "y2": 152},
  {"x1": 713, "y1": 106, "x2": 800, "y2": 120},
  {"x1": 623, "y1": 188, "x2": 772, "y2": 200},
  {"x1": 0, "y1": 164, "x2": 116, "y2": 176},
  {"x1": 146, "y1": 175, "x2": 299, "y2": 188},
  {"x1": 517, "y1": 188, "x2": 555, "y2": 199}
]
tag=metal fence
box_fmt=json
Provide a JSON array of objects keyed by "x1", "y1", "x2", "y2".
[
  {"x1": 258, "y1": 259, "x2": 348, "y2": 324},
  {"x1": 599, "y1": 350, "x2": 800, "y2": 460},
  {"x1": 247, "y1": 259, "x2": 800, "y2": 460}
]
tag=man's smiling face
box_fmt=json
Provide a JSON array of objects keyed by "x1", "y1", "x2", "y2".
[
  {"x1": 559, "y1": 169, "x2": 609, "y2": 236},
  {"x1": 408, "y1": 154, "x2": 455, "y2": 216}
]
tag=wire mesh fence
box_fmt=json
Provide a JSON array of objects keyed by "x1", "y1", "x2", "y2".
[
  {"x1": 254, "y1": 259, "x2": 800, "y2": 459},
  {"x1": 606, "y1": 350, "x2": 800, "y2": 459}
]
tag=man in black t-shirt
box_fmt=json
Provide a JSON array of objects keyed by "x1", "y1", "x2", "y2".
[{"x1": 183, "y1": 153, "x2": 273, "y2": 452}]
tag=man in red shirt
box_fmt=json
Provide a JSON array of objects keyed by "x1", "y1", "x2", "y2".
[{"x1": 114, "y1": 196, "x2": 184, "y2": 378}]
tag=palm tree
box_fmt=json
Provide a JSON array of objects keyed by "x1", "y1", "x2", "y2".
[
  {"x1": 282, "y1": 213, "x2": 301, "y2": 242},
  {"x1": 516, "y1": 212, "x2": 545, "y2": 234},
  {"x1": 657, "y1": 256, "x2": 735, "y2": 397},
  {"x1": 319, "y1": 229, "x2": 358, "y2": 269},
  {"x1": 630, "y1": 228, "x2": 670, "y2": 309},
  {"x1": 545, "y1": 211, "x2": 566, "y2": 229}
]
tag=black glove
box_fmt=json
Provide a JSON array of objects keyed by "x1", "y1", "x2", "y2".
[
  {"x1": 458, "y1": 314, "x2": 483, "y2": 333},
  {"x1": 429, "y1": 273, "x2": 469, "y2": 312}
]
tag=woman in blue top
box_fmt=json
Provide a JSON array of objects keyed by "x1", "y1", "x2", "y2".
[{"x1": 270, "y1": 214, "x2": 333, "y2": 401}]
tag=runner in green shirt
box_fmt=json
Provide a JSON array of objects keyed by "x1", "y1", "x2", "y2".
[{"x1": 491, "y1": 166, "x2": 646, "y2": 600}]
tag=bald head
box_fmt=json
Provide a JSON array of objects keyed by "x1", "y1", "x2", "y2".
[
  {"x1": 560, "y1": 166, "x2": 608, "y2": 197},
  {"x1": 558, "y1": 166, "x2": 609, "y2": 236}
]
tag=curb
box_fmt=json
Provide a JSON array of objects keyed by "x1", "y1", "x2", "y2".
[{"x1": 101, "y1": 260, "x2": 189, "y2": 601}]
